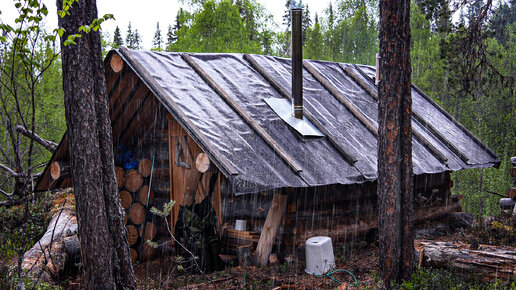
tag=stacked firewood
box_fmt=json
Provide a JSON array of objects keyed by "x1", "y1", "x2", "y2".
[
  {"x1": 116, "y1": 158, "x2": 157, "y2": 262},
  {"x1": 500, "y1": 156, "x2": 516, "y2": 216}
]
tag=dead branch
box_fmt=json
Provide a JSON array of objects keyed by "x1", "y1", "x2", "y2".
[
  {"x1": 0, "y1": 198, "x2": 22, "y2": 207},
  {"x1": 0, "y1": 162, "x2": 19, "y2": 177},
  {"x1": 16, "y1": 125, "x2": 57, "y2": 152}
]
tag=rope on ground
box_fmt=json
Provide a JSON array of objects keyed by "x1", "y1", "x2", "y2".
[{"x1": 312, "y1": 268, "x2": 358, "y2": 287}]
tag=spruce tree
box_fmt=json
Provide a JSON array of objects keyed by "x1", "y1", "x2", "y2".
[
  {"x1": 166, "y1": 24, "x2": 175, "y2": 51},
  {"x1": 302, "y1": 4, "x2": 312, "y2": 44},
  {"x1": 152, "y1": 22, "x2": 163, "y2": 51},
  {"x1": 125, "y1": 22, "x2": 135, "y2": 49},
  {"x1": 113, "y1": 26, "x2": 123, "y2": 48},
  {"x1": 132, "y1": 29, "x2": 142, "y2": 49}
]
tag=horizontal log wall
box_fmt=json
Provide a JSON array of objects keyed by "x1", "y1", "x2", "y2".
[{"x1": 221, "y1": 172, "x2": 454, "y2": 255}]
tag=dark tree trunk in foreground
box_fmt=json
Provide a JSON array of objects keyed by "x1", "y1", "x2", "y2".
[
  {"x1": 57, "y1": 0, "x2": 136, "y2": 288},
  {"x1": 377, "y1": 0, "x2": 414, "y2": 285}
]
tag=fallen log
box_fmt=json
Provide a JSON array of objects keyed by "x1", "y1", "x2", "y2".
[
  {"x1": 21, "y1": 201, "x2": 78, "y2": 284},
  {"x1": 416, "y1": 240, "x2": 516, "y2": 281}
]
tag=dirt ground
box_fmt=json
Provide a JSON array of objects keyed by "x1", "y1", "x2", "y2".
[{"x1": 130, "y1": 240, "x2": 380, "y2": 289}]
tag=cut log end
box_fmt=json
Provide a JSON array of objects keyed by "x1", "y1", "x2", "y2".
[
  {"x1": 115, "y1": 167, "x2": 125, "y2": 189},
  {"x1": 119, "y1": 190, "x2": 132, "y2": 210},
  {"x1": 50, "y1": 161, "x2": 69, "y2": 180},
  {"x1": 128, "y1": 202, "x2": 146, "y2": 225},
  {"x1": 126, "y1": 225, "x2": 138, "y2": 246},
  {"x1": 139, "y1": 221, "x2": 157, "y2": 241},
  {"x1": 124, "y1": 169, "x2": 143, "y2": 192},
  {"x1": 110, "y1": 54, "x2": 124, "y2": 73},
  {"x1": 138, "y1": 158, "x2": 152, "y2": 177},
  {"x1": 507, "y1": 188, "x2": 516, "y2": 199},
  {"x1": 137, "y1": 185, "x2": 155, "y2": 206},
  {"x1": 195, "y1": 153, "x2": 211, "y2": 173},
  {"x1": 130, "y1": 248, "x2": 138, "y2": 264},
  {"x1": 141, "y1": 243, "x2": 157, "y2": 262}
]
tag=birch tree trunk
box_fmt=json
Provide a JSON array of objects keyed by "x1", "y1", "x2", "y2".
[
  {"x1": 377, "y1": 0, "x2": 414, "y2": 285},
  {"x1": 57, "y1": 0, "x2": 136, "y2": 288}
]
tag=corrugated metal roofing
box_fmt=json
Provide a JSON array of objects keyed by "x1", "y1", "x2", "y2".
[{"x1": 35, "y1": 48, "x2": 500, "y2": 194}]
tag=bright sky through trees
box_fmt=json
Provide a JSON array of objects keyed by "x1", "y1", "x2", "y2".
[{"x1": 0, "y1": 0, "x2": 331, "y2": 49}]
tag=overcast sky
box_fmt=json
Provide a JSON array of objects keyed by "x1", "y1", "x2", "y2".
[{"x1": 0, "y1": 0, "x2": 332, "y2": 49}]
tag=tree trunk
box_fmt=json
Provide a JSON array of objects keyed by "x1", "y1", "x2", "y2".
[
  {"x1": 378, "y1": 0, "x2": 414, "y2": 285},
  {"x1": 57, "y1": 0, "x2": 136, "y2": 288}
]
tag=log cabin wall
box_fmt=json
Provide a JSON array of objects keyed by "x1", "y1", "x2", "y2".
[{"x1": 167, "y1": 114, "x2": 223, "y2": 239}]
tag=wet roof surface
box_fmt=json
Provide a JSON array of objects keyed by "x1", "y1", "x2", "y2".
[{"x1": 116, "y1": 49, "x2": 499, "y2": 194}]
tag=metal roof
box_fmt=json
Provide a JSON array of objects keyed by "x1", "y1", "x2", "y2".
[{"x1": 35, "y1": 48, "x2": 500, "y2": 195}]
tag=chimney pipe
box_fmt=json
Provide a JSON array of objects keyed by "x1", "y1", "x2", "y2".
[{"x1": 291, "y1": 7, "x2": 303, "y2": 119}]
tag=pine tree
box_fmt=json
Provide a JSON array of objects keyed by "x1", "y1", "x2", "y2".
[
  {"x1": 113, "y1": 26, "x2": 123, "y2": 48},
  {"x1": 57, "y1": 0, "x2": 137, "y2": 287},
  {"x1": 152, "y1": 22, "x2": 163, "y2": 51}
]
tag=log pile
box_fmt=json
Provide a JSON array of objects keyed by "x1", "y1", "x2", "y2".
[{"x1": 116, "y1": 159, "x2": 158, "y2": 263}]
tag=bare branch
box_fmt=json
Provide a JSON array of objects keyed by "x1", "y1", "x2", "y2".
[
  {"x1": 0, "y1": 198, "x2": 22, "y2": 207},
  {"x1": 16, "y1": 125, "x2": 57, "y2": 152},
  {"x1": 0, "y1": 162, "x2": 19, "y2": 177}
]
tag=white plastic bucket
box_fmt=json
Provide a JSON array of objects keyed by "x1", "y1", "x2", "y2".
[
  {"x1": 305, "y1": 236, "x2": 336, "y2": 275},
  {"x1": 235, "y1": 219, "x2": 247, "y2": 231}
]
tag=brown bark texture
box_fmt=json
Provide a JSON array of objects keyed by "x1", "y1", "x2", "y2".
[
  {"x1": 416, "y1": 240, "x2": 516, "y2": 281},
  {"x1": 57, "y1": 0, "x2": 136, "y2": 288},
  {"x1": 378, "y1": 0, "x2": 414, "y2": 285}
]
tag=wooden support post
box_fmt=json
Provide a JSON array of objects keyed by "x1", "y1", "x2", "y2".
[{"x1": 255, "y1": 190, "x2": 288, "y2": 266}]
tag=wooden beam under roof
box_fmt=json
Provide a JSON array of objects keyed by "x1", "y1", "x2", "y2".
[{"x1": 182, "y1": 53, "x2": 303, "y2": 174}]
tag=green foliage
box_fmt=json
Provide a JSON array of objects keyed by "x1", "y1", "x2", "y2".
[
  {"x1": 150, "y1": 200, "x2": 175, "y2": 218},
  {"x1": 112, "y1": 26, "x2": 123, "y2": 49},
  {"x1": 171, "y1": 0, "x2": 262, "y2": 53},
  {"x1": 0, "y1": 192, "x2": 52, "y2": 258},
  {"x1": 392, "y1": 267, "x2": 516, "y2": 289}
]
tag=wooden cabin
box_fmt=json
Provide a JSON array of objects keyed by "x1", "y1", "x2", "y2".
[{"x1": 35, "y1": 48, "x2": 499, "y2": 264}]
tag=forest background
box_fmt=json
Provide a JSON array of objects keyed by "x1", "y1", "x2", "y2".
[{"x1": 0, "y1": 0, "x2": 514, "y2": 218}]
